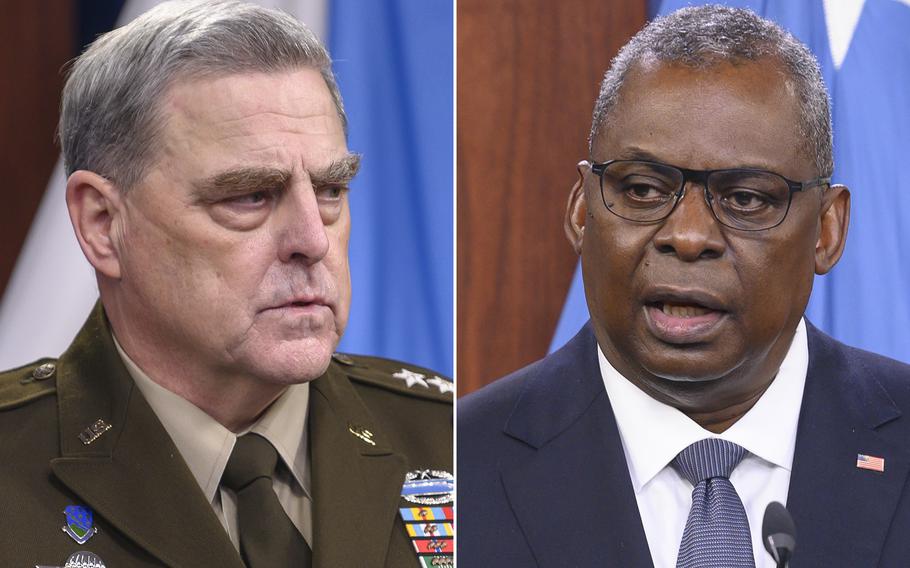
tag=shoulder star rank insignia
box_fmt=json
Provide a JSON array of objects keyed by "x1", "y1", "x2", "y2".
[
  {"x1": 393, "y1": 368, "x2": 429, "y2": 388},
  {"x1": 425, "y1": 376, "x2": 454, "y2": 394},
  {"x1": 62, "y1": 505, "x2": 97, "y2": 544},
  {"x1": 399, "y1": 470, "x2": 454, "y2": 567}
]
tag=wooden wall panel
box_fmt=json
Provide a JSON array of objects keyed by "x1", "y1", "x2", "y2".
[
  {"x1": 0, "y1": 2, "x2": 74, "y2": 298},
  {"x1": 457, "y1": 0, "x2": 647, "y2": 395}
]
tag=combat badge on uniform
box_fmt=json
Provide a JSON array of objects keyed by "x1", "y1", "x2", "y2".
[
  {"x1": 62, "y1": 505, "x2": 97, "y2": 545},
  {"x1": 399, "y1": 470, "x2": 454, "y2": 567},
  {"x1": 36, "y1": 550, "x2": 107, "y2": 568}
]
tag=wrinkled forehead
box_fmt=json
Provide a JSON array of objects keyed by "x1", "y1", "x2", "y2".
[
  {"x1": 161, "y1": 68, "x2": 341, "y2": 132},
  {"x1": 594, "y1": 58, "x2": 810, "y2": 175},
  {"x1": 153, "y1": 69, "x2": 347, "y2": 173},
  {"x1": 123, "y1": 67, "x2": 345, "y2": 187}
]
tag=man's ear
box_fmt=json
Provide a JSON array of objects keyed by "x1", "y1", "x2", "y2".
[
  {"x1": 564, "y1": 162, "x2": 590, "y2": 255},
  {"x1": 815, "y1": 184, "x2": 850, "y2": 275},
  {"x1": 66, "y1": 170, "x2": 123, "y2": 279}
]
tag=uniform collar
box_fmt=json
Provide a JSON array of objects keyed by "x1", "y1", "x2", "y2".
[
  {"x1": 114, "y1": 336, "x2": 310, "y2": 503},
  {"x1": 51, "y1": 302, "x2": 245, "y2": 568},
  {"x1": 600, "y1": 318, "x2": 808, "y2": 493}
]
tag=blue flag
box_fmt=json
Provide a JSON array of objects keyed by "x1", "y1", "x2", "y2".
[{"x1": 330, "y1": 1, "x2": 453, "y2": 376}]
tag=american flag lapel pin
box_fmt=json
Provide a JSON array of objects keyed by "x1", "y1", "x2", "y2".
[{"x1": 857, "y1": 453, "x2": 885, "y2": 473}]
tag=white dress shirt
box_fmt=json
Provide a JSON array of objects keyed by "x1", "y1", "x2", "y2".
[
  {"x1": 113, "y1": 338, "x2": 313, "y2": 548},
  {"x1": 599, "y1": 319, "x2": 808, "y2": 568}
]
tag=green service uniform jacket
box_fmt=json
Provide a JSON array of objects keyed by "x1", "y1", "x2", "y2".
[{"x1": 0, "y1": 304, "x2": 452, "y2": 567}]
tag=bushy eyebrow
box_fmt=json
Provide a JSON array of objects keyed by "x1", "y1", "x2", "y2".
[
  {"x1": 309, "y1": 153, "x2": 362, "y2": 186},
  {"x1": 193, "y1": 167, "x2": 291, "y2": 202},
  {"x1": 192, "y1": 153, "x2": 361, "y2": 202}
]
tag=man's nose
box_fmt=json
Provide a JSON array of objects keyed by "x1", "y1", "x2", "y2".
[
  {"x1": 651, "y1": 184, "x2": 726, "y2": 262},
  {"x1": 275, "y1": 182, "x2": 330, "y2": 264}
]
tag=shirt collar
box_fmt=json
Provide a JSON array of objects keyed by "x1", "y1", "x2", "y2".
[
  {"x1": 599, "y1": 318, "x2": 808, "y2": 493},
  {"x1": 113, "y1": 336, "x2": 311, "y2": 503},
  {"x1": 248, "y1": 380, "x2": 310, "y2": 494}
]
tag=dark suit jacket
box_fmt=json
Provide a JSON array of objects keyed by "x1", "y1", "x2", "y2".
[
  {"x1": 458, "y1": 322, "x2": 910, "y2": 567},
  {"x1": 0, "y1": 303, "x2": 452, "y2": 567}
]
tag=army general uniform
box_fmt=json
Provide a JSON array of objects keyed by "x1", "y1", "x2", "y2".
[{"x1": 0, "y1": 303, "x2": 453, "y2": 567}]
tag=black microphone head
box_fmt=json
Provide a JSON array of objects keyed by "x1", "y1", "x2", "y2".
[{"x1": 762, "y1": 501, "x2": 796, "y2": 563}]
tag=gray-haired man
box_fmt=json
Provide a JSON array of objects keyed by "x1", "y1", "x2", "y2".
[
  {"x1": 0, "y1": 2, "x2": 452, "y2": 567},
  {"x1": 459, "y1": 5, "x2": 910, "y2": 567}
]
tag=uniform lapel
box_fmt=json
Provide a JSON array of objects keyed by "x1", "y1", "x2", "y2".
[
  {"x1": 309, "y1": 363, "x2": 408, "y2": 568},
  {"x1": 498, "y1": 324, "x2": 653, "y2": 568},
  {"x1": 49, "y1": 304, "x2": 243, "y2": 568},
  {"x1": 787, "y1": 323, "x2": 910, "y2": 567}
]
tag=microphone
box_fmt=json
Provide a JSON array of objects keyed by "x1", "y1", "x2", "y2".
[{"x1": 762, "y1": 501, "x2": 796, "y2": 568}]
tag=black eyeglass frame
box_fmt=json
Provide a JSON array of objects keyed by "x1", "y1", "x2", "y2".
[{"x1": 590, "y1": 159, "x2": 832, "y2": 231}]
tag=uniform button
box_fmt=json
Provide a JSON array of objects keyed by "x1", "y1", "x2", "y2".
[
  {"x1": 32, "y1": 362, "x2": 56, "y2": 381},
  {"x1": 332, "y1": 353, "x2": 356, "y2": 366}
]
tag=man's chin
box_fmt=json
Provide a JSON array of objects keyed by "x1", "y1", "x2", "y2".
[
  {"x1": 652, "y1": 370, "x2": 727, "y2": 384},
  {"x1": 243, "y1": 337, "x2": 338, "y2": 384},
  {"x1": 618, "y1": 326, "x2": 742, "y2": 382},
  {"x1": 636, "y1": 359, "x2": 750, "y2": 391},
  {"x1": 638, "y1": 349, "x2": 741, "y2": 385}
]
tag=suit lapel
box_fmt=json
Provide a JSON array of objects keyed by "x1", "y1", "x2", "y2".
[
  {"x1": 787, "y1": 324, "x2": 910, "y2": 567},
  {"x1": 50, "y1": 304, "x2": 243, "y2": 568},
  {"x1": 309, "y1": 363, "x2": 407, "y2": 568},
  {"x1": 499, "y1": 324, "x2": 653, "y2": 568}
]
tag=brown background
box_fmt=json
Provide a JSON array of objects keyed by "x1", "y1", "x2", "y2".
[
  {"x1": 0, "y1": 2, "x2": 74, "y2": 301},
  {"x1": 457, "y1": 0, "x2": 648, "y2": 395}
]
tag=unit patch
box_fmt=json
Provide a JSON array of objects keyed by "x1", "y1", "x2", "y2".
[{"x1": 62, "y1": 505, "x2": 97, "y2": 545}]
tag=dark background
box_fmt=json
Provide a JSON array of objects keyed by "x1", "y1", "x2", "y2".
[{"x1": 0, "y1": 0, "x2": 126, "y2": 308}]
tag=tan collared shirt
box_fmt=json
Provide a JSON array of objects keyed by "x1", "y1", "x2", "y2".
[{"x1": 113, "y1": 337, "x2": 313, "y2": 548}]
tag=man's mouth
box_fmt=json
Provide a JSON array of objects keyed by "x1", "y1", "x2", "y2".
[
  {"x1": 643, "y1": 296, "x2": 728, "y2": 344},
  {"x1": 262, "y1": 294, "x2": 334, "y2": 316},
  {"x1": 274, "y1": 300, "x2": 329, "y2": 309},
  {"x1": 655, "y1": 302, "x2": 714, "y2": 318}
]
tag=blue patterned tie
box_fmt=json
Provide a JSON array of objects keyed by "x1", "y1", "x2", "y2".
[{"x1": 672, "y1": 439, "x2": 755, "y2": 568}]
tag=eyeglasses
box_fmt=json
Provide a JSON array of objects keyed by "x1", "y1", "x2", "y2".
[{"x1": 590, "y1": 159, "x2": 831, "y2": 231}]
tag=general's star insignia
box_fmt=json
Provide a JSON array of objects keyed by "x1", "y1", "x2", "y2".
[
  {"x1": 426, "y1": 376, "x2": 454, "y2": 394},
  {"x1": 393, "y1": 368, "x2": 429, "y2": 388}
]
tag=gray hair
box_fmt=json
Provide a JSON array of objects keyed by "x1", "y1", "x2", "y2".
[
  {"x1": 59, "y1": 0, "x2": 347, "y2": 191},
  {"x1": 590, "y1": 5, "x2": 833, "y2": 176}
]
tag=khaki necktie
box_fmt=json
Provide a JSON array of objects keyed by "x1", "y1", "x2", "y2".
[{"x1": 221, "y1": 433, "x2": 312, "y2": 567}]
